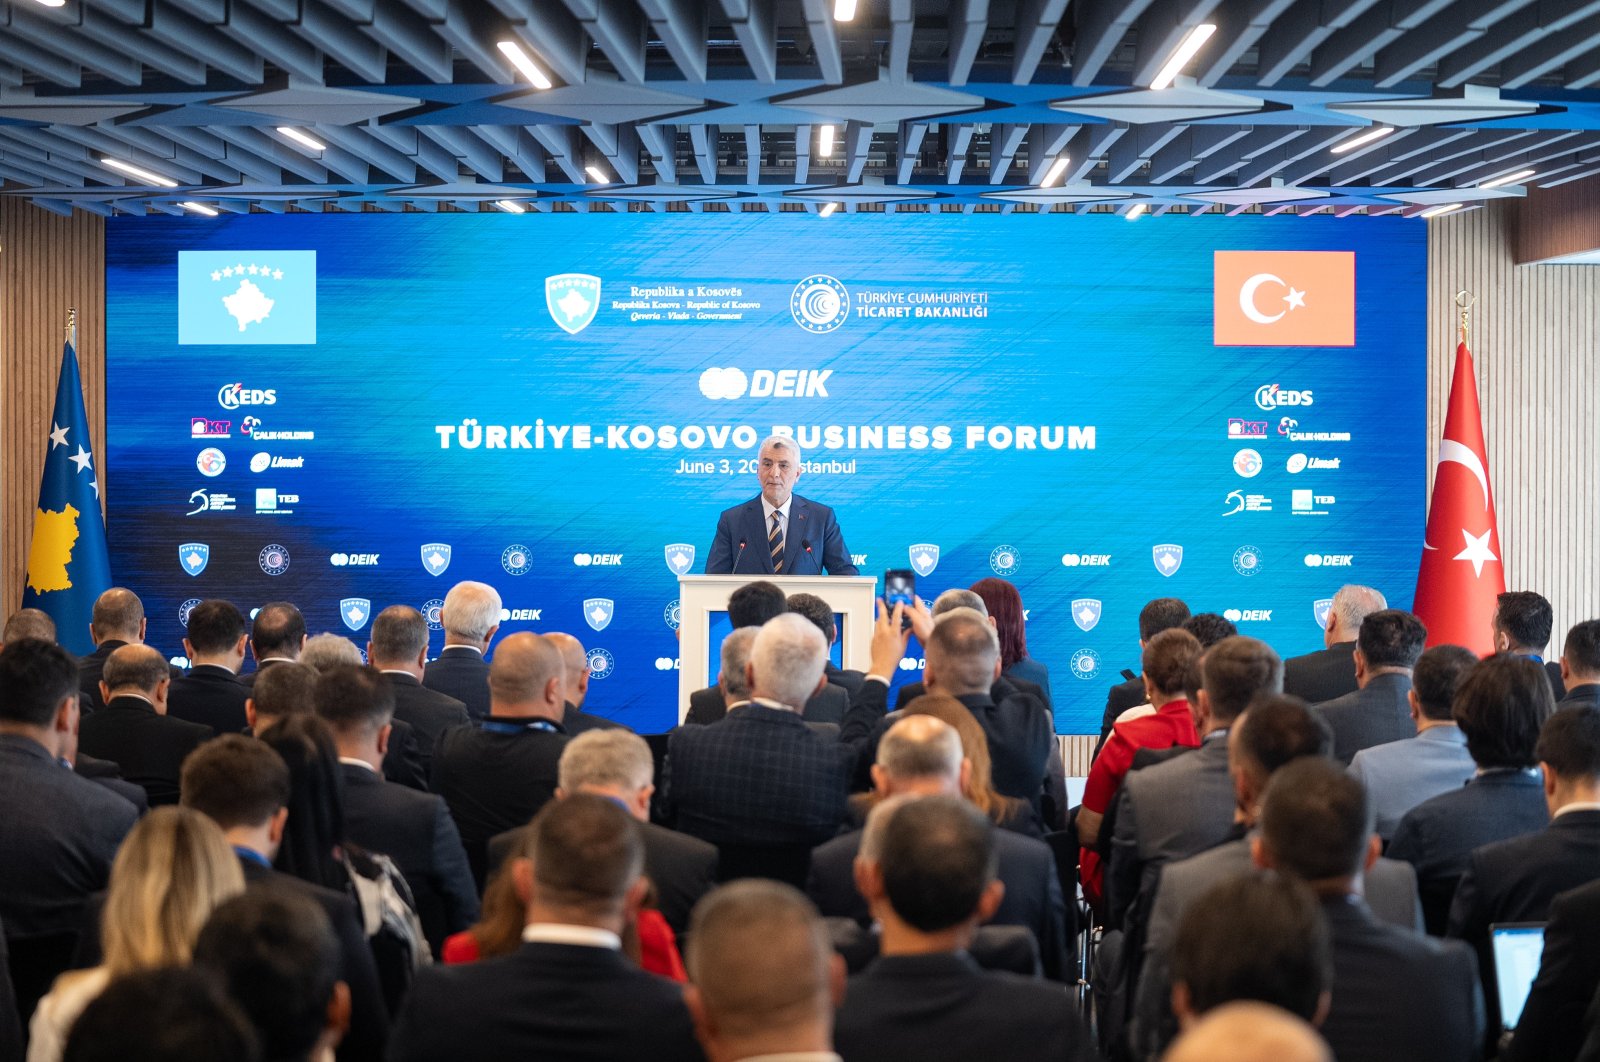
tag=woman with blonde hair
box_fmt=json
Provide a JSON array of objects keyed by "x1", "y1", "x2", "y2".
[{"x1": 28, "y1": 806, "x2": 246, "y2": 1062}]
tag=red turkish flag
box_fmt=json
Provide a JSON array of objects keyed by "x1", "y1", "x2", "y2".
[{"x1": 1413, "y1": 343, "x2": 1505, "y2": 655}]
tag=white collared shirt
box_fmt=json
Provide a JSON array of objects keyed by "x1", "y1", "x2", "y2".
[
  {"x1": 443, "y1": 644, "x2": 483, "y2": 656},
  {"x1": 1553, "y1": 800, "x2": 1600, "y2": 819},
  {"x1": 111, "y1": 692, "x2": 155, "y2": 708},
  {"x1": 337, "y1": 757, "x2": 379, "y2": 775},
  {"x1": 761, "y1": 495, "x2": 792, "y2": 546},
  {"x1": 521, "y1": 923, "x2": 622, "y2": 950}
]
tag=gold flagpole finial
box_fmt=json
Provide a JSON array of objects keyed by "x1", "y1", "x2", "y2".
[
  {"x1": 1454, "y1": 290, "x2": 1475, "y2": 344},
  {"x1": 65, "y1": 307, "x2": 77, "y2": 346}
]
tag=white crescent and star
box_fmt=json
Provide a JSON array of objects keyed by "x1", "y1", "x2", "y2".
[
  {"x1": 1454, "y1": 528, "x2": 1498, "y2": 577},
  {"x1": 1422, "y1": 438, "x2": 1493, "y2": 552},
  {"x1": 1238, "y1": 273, "x2": 1308, "y2": 325}
]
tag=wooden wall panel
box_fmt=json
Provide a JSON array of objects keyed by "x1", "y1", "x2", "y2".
[
  {"x1": 1513, "y1": 176, "x2": 1600, "y2": 264},
  {"x1": 1429, "y1": 200, "x2": 1600, "y2": 658},
  {"x1": 0, "y1": 201, "x2": 106, "y2": 618}
]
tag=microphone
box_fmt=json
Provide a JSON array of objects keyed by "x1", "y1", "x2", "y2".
[{"x1": 734, "y1": 539, "x2": 747, "y2": 574}]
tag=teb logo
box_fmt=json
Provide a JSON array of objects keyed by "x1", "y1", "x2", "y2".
[
  {"x1": 791, "y1": 275, "x2": 850, "y2": 334},
  {"x1": 546, "y1": 274, "x2": 601, "y2": 334}
]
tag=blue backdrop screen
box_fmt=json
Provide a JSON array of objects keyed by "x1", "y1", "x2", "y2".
[{"x1": 106, "y1": 213, "x2": 1426, "y2": 734}]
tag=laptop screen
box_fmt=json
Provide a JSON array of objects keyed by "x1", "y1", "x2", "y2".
[{"x1": 1491, "y1": 923, "x2": 1546, "y2": 1030}]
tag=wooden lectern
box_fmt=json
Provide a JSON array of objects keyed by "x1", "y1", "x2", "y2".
[{"x1": 676, "y1": 575, "x2": 879, "y2": 722}]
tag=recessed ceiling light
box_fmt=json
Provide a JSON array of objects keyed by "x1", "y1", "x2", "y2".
[
  {"x1": 1420, "y1": 202, "x2": 1464, "y2": 218},
  {"x1": 101, "y1": 157, "x2": 179, "y2": 187},
  {"x1": 178, "y1": 201, "x2": 218, "y2": 216},
  {"x1": 1150, "y1": 24, "x2": 1217, "y2": 90},
  {"x1": 495, "y1": 199, "x2": 527, "y2": 214},
  {"x1": 820, "y1": 124, "x2": 837, "y2": 158},
  {"x1": 1126, "y1": 203, "x2": 1148, "y2": 220},
  {"x1": 584, "y1": 165, "x2": 610, "y2": 184},
  {"x1": 834, "y1": 0, "x2": 858, "y2": 21},
  {"x1": 1039, "y1": 155, "x2": 1071, "y2": 187},
  {"x1": 496, "y1": 40, "x2": 553, "y2": 89},
  {"x1": 1478, "y1": 168, "x2": 1536, "y2": 189},
  {"x1": 820, "y1": 202, "x2": 839, "y2": 217},
  {"x1": 276, "y1": 127, "x2": 326, "y2": 152},
  {"x1": 1331, "y1": 126, "x2": 1394, "y2": 154}
]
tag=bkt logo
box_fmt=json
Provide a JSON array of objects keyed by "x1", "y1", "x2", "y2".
[
  {"x1": 191, "y1": 418, "x2": 230, "y2": 438},
  {"x1": 1228, "y1": 418, "x2": 1268, "y2": 439},
  {"x1": 1254, "y1": 384, "x2": 1314, "y2": 410},
  {"x1": 1223, "y1": 609, "x2": 1273, "y2": 622},
  {"x1": 330, "y1": 553, "x2": 380, "y2": 567},
  {"x1": 573, "y1": 553, "x2": 623, "y2": 566},
  {"x1": 1061, "y1": 554, "x2": 1112, "y2": 567},
  {"x1": 218, "y1": 383, "x2": 277, "y2": 409},
  {"x1": 499, "y1": 608, "x2": 543, "y2": 622},
  {"x1": 699, "y1": 368, "x2": 833, "y2": 400},
  {"x1": 1304, "y1": 554, "x2": 1354, "y2": 567}
]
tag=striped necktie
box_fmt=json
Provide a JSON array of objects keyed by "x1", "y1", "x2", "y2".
[{"x1": 769, "y1": 511, "x2": 784, "y2": 573}]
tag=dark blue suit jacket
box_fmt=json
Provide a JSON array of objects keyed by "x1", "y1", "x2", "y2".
[
  {"x1": 1505, "y1": 877, "x2": 1600, "y2": 1062},
  {"x1": 704, "y1": 493, "x2": 857, "y2": 575},
  {"x1": 422, "y1": 647, "x2": 491, "y2": 722}
]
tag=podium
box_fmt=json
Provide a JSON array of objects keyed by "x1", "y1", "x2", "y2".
[{"x1": 677, "y1": 575, "x2": 879, "y2": 722}]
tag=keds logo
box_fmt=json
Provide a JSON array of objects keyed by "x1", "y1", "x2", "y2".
[
  {"x1": 699, "y1": 368, "x2": 832, "y2": 399},
  {"x1": 1254, "y1": 384, "x2": 1313, "y2": 410},
  {"x1": 218, "y1": 383, "x2": 277, "y2": 409}
]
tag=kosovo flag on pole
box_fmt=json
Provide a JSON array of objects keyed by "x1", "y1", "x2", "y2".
[{"x1": 22, "y1": 341, "x2": 112, "y2": 656}]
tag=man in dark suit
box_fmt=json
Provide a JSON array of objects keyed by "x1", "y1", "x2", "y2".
[
  {"x1": 71, "y1": 748, "x2": 149, "y2": 813},
  {"x1": 890, "y1": 589, "x2": 1048, "y2": 710},
  {"x1": 705, "y1": 435, "x2": 856, "y2": 576},
  {"x1": 0, "y1": 639, "x2": 139, "y2": 1020},
  {"x1": 807, "y1": 714, "x2": 1070, "y2": 980},
  {"x1": 1504, "y1": 877, "x2": 1600, "y2": 1062},
  {"x1": 1256, "y1": 758, "x2": 1484, "y2": 1062},
  {"x1": 1314, "y1": 608, "x2": 1425, "y2": 765},
  {"x1": 77, "y1": 587, "x2": 177, "y2": 714},
  {"x1": 788, "y1": 591, "x2": 866, "y2": 696},
  {"x1": 686, "y1": 627, "x2": 760, "y2": 726},
  {"x1": 1451, "y1": 705, "x2": 1600, "y2": 1034},
  {"x1": 78, "y1": 643, "x2": 213, "y2": 807},
  {"x1": 554, "y1": 728, "x2": 716, "y2": 935},
  {"x1": 1282, "y1": 584, "x2": 1387, "y2": 704},
  {"x1": 683, "y1": 879, "x2": 842, "y2": 1061},
  {"x1": 833, "y1": 795, "x2": 1093, "y2": 1060},
  {"x1": 167, "y1": 599, "x2": 251, "y2": 733},
  {"x1": 421, "y1": 581, "x2": 499, "y2": 721},
  {"x1": 235, "y1": 600, "x2": 306, "y2": 689},
  {"x1": 542, "y1": 631, "x2": 627, "y2": 734},
  {"x1": 390, "y1": 796, "x2": 703, "y2": 1062},
  {"x1": 180, "y1": 734, "x2": 388, "y2": 1062},
  {"x1": 433, "y1": 631, "x2": 569, "y2": 886},
  {"x1": 667, "y1": 614, "x2": 853, "y2": 849},
  {"x1": 1389, "y1": 653, "x2": 1556, "y2": 934},
  {"x1": 367, "y1": 604, "x2": 471, "y2": 772},
  {"x1": 1559, "y1": 618, "x2": 1600, "y2": 709},
  {"x1": 1096, "y1": 597, "x2": 1191, "y2": 753},
  {"x1": 318, "y1": 664, "x2": 478, "y2": 957},
  {"x1": 1494, "y1": 590, "x2": 1566, "y2": 699}
]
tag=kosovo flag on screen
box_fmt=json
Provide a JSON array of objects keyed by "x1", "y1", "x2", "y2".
[{"x1": 22, "y1": 341, "x2": 112, "y2": 656}]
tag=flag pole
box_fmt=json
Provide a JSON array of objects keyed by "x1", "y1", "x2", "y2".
[{"x1": 1454, "y1": 289, "x2": 1474, "y2": 345}]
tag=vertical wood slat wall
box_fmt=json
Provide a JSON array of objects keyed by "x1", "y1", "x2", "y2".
[
  {"x1": 1428, "y1": 201, "x2": 1600, "y2": 658},
  {"x1": 0, "y1": 201, "x2": 106, "y2": 619}
]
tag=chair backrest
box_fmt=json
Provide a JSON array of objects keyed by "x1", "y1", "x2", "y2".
[
  {"x1": 715, "y1": 843, "x2": 813, "y2": 888},
  {"x1": 823, "y1": 919, "x2": 1043, "y2": 978}
]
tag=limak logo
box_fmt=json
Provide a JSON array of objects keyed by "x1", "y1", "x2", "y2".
[{"x1": 178, "y1": 251, "x2": 317, "y2": 345}]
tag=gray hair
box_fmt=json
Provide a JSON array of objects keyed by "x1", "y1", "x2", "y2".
[
  {"x1": 859, "y1": 794, "x2": 915, "y2": 864},
  {"x1": 1330, "y1": 585, "x2": 1387, "y2": 635},
  {"x1": 879, "y1": 714, "x2": 963, "y2": 782},
  {"x1": 720, "y1": 627, "x2": 760, "y2": 702},
  {"x1": 2, "y1": 609, "x2": 56, "y2": 645},
  {"x1": 442, "y1": 581, "x2": 503, "y2": 642},
  {"x1": 300, "y1": 633, "x2": 363, "y2": 672},
  {"x1": 932, "y1": 589, "x2": 987, "y2": 618},
  {"x1": 559, "y1": 729, "x2": 654, "y2": 793},
  {"x1": 749, "y1": 613, "x2": 827, "y2": 711},
  {"x1": 759, "y1": 434, "x2": 803, "y2": 468}
]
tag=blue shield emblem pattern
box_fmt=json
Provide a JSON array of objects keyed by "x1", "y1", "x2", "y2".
[
  {"x1": 546, "y1": 274, "x2": 602, "y2": 334},
  {"x1": 664, "y1": 543, "x2": 696, "y2": 575},
  {"x1": 584, "y1": 598, "x2": 615, "y2": 632},
  {"x1": 1071, "y1": 598, "x2": 1103, "y2": 632},
  {"x1": 420, "y1": 543, "x2": 451, "y2": 577},
  {"x1": 909, "y1": 543, "x2": 940, "y2": 577},
  {"x1": 340, "y1": 598, "x2": 371, "y2": 632},
  {"x1": 179, "y1": 543, "x2": 210, "y2": 577},
  {"x1": 1313, "y1": 598, "x2": 1334, "y2": 630},
  {"x1": 1152, "y1": 544, "x2": 1183, "y2": 577}
]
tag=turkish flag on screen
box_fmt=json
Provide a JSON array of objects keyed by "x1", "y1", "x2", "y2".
[
  {"x1": 1413, "y1": 343, "x2": 1504, "y2": 655},
  {"x1": 1214, "y1": 251, "x2": 1356, "y2": 346}
]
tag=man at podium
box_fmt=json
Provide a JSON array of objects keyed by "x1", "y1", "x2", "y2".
[{"x1": 705, "y1": 435, "x2": 858, "y2": 576}]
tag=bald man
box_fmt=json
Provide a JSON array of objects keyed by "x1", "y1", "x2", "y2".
[
  {"x1": 542, "y1": 632, "x2": 628, "y2": 735},
  {"x1": 79, "y1": 588, "x2": 173, "y2": 713},
  {"x1": 430, "y1": 632, "x2": 570, "y2": 886},
  {"x1": 1165, "y1": 1002, "x2": 1331, "y2": 1062},
  {"x1": 77, "y1": 643, "x2": 213, "y2": 806}
]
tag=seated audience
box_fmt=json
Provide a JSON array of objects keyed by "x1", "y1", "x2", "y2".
[
  {"x1": 1079, "y1": 628, "x2": 1203, "y2": 908},
  {"x1": 1282, "y1": 584, "x2": 1386, "y2": 704},
  {"x1": 28, "y1": 807, "x2": 244, "y2": 1062},
  {"x1": 788, "y1": 591, "x2": 865, "y2": 696},
  {"x1": 299, "y1": 633, "x2": 363, "y2": 671},
  {"x1": 892, "y1": 589, "x2": 1049, "y2": 710},
  {"x1": 0, "y1": 639, "x2": 138, "y2": 1020},
  {"x1": 690, "y1": 627, "x2": 759, "y2": 724},
  {"x1": 194, "y1": 890, "x2": 349, "y2": 1062},
  {"x1": 77, "y1": 643, "x2": 212, "y2": 806},
  {"x1": 432, "y1": 631, "x2": 569, "y2": 886},
  {"x1": 668, "y1": 614, "x2": 851, "y2": 852},
  {"x1": 390, "y1": 796, "x2": 703, "y2": 1062},
  {"x1": 297, "y1": 639, "x2": 422, "y2": 791},
  {"x1": 1163, "y1": 1002, "x2": 1331, "y2": 1062},
  {"x1": 1253, "y1": 758, "x2": 1484, "y2": 1062},
  {"x1": 1170, "y1": 871, "x2": 1331, "y2": 1028},
  {"x1": 971, "y1": 577, "x2": 1052, "y2": 704},
  {"x1": 77, "y1": 588, "x2": 161, "y2": 714},
  {"x1": 1388, "y1": 653, "x2": 1554, "y2": 934},
  {"x1": 684, "y1": 880, "x2": 842, "y2": 1062},
  {"x1": 239, "y1": 602, "x2": 308, "y2": 689},
  {"x1": 366, "y1": 605, "x2": 471, "y2": 772},
  {"x1": 62, "y1": 967, "x2": 260, "y2": 1062},
  {"x1": 898, "y1": 694, "x2": 1032, "y2": 835},
  {"x1": 1097, "y1": 597, "x2": 1191, "y2": 750},
  {"x1": 687, "y1": 582, "x2": 847, "y2": 725},
  {"x1": 179, "y1": 735, "x2": 387, "y2": 1061},
  {"x1": 1559, "y1": 618, "x2": 1600, "y2": 709},
  {"x1": 1181, "y1": 612, "x2": 1238, "y2": 649},
  {"x1": 543, "y1": 631, "x2": 625, "y2": 734},
  {"x1": 1494, "y1": 590, "x2": 1565, "y2": 697},
  {"x1": 1348, "y1": 644, "x2": 1479, "y2": 839},
  {"x1": 807, "y1": 712, "x2": 1069, "y2": 980},
  {"x1": 1503, "y1": 876, "x2": 1600, "y2": 1062},
  {"x1": 1, "y1": 609, "x2": 56, "y2": 646},
  {"x1": 317, "y1": 664, "x2": 478, "y2": 957},
  {"x1": 832, "y1": 796, "x2": 1092, "y2": 1061},
  {"x1": 1450, "y1": 705, "x2": 1600, "y2": 1034},
  {"x1": 167, "y1": 599, "x2": 251, "y2": 733},
  {"x1": 1313, "y1": 608, "x2": 1426, "y2": 764},
  {"x1": 421, "y1": 581, "x2": 499, "y2": 721},
  {"x1": 245, "y1": 659, "x2": 318, "y2": 731}
]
